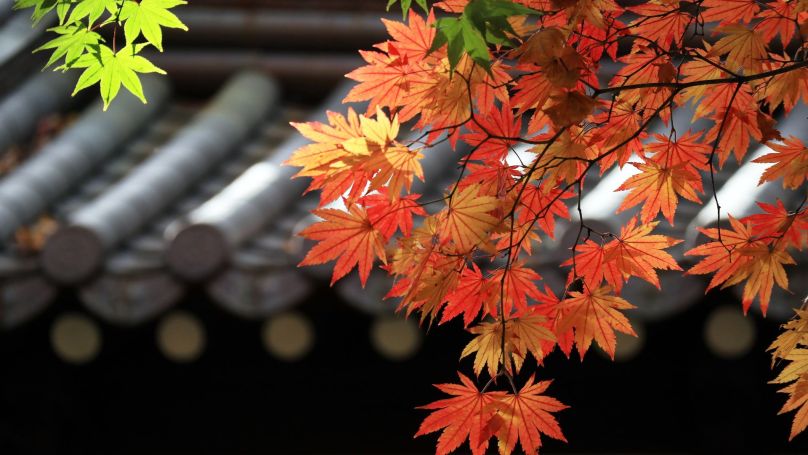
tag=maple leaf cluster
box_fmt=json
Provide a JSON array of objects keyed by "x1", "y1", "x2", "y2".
[{"x1": 284, "y1": 0, "x2": 808, "y2": 451}]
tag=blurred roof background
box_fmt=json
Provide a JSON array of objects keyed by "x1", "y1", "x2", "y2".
[{"x1": 0, "y1": 2, "x2": 807, "y2": 454}]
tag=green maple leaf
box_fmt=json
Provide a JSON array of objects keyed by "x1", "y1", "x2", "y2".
[
  {"x1": 68, "y1": 43, "x2": 165, "y2": 110},
  {"x1": 67, "y1": 0, "x2": 121, "y2": 26},
  {"x1": 386, "y1": 0, "x2": 428, "y2": 19},
  {"x1": 36, "y1": 23, "x2": 103, "y2": 68},
  {"x1": 430, "y1": 0, "x2": 539, "y2": 73},
  {"x1": 119, "y1": 0, "x2": 188, "y2": 51},
  {"x1": 15, "y1": 0, "x2": 60, "y2": 24}
]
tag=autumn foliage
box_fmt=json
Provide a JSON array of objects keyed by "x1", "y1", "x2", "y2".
[{"x1": 285, "y1": 0, "x2": 808, "y2": 452}]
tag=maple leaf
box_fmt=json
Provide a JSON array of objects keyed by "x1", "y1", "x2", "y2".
[
  {"x1": 435, "y1": 0, "x2": 468, "y2": 12},
  {"x1": 494, "y1": 376, "x2": 568, "y2": 455},
  {"x1": 462, "y1": 101, "x2": 521, "y2": 161},
  {"x1": 762, "y1": 66, "x2": 808, "y2": 112},
  {"x1": 777, "y1": 376, "x2": 808, "y2": 441},
  {"x1": 529, "y1": 129, "x2": 597, "y2": 188},
  {"x1": 415, "y1": 373, "x2": 506, "y2": 455},
  {"x1": 756, "y1": 204, "x2": 808, "y2": 251},
  {"x1": 298, "y1": 205, "x2": 386, "y2": 286},
  {"x1": 773, "y1": 349, "x2": 808, "y2": 385},
  {"x1": 517, "y1": 28, "x2": 585, "y2": 88},
  {"x1": 462, "y1": 319, "x2": 507, "y2": 378},
  {"x1": 531, "y1": 285, "x2": 575, "y2": 357},
  {"x1": 287, "y1": 108, "x2": 364, "y2": 182},
  {"x1": 509, "y1": 311, "x2": 557, "y2": 370},
  {"x1": 627, "y1": 1, "x2": 692, "y2": 51},
  {"x1": 489, "y1": 264, "x2": 544, "y2": 316},
  {"x1": 772, "y1": 309, "x2": 808, "y2": 440},
  {"x1": 561, "y1": 239, "x2": 621, "y2": 291},
  {"x1": 604, "y1": 218, "x2": 683, "y2": 290},
  {"x1": 492, "y1": 220, "x2": 542, "y2": 258},
  {"x1": 287, "y1": 107, "x2": 415, "y2": 205},
  {"x1": 543, "y1": 90, "x2": 596, "y2": 127},
  {"x1": 590, "y1": 100, "x2": 646, "y2": 170},
  {"x1": 344, "y1": 11, "x2": 438, "y2": 115},
  {"x1": 35, "y1": 24, "x2": 102, "y2": 69},
  {"x1": 700, "y1": 0, "x2": 760, "y2": 25},
  {"x1": 461, "y1": 311, "x2": 555, "y2": 378},
  {"x1": 344, "y1": 50, "x2": 421, "y2": 115},
  {"x1": 645, "y1": 131, "x2": 712, "y2": 172},
  {"x1": 769, "y1": 309, "x2": 808, "y2": 364},
  {"x1": 439, "y1": 184, "x2": 500, "y2": 253},
  {"x1": 612, "y1": 49, "x2": 674, "y2": 112},
  {"x1": 366, "y1": 142, "x2": 425, "y2": 196},
  {"x1": 442, "y1": 263, "x2": 495, "y2": 326},
  {"x1": 724, "y1": 244, "x2": 795, "y2": 315},
  {"x1": 557, "y1": 285, "x2": 636, "y2": 359},
  {"x1": 64, "y1": 0, "x2": 117, "y2": 23},
  {"x1": 516, "y1": 184, "x2": 573, "y2": 238},
  {"x1": 679, "y1": 46, "x2": 728, "y2": 108},
  {"x1": 68, "y1": 43, "x2": 166, "y2": 110},
  {"x1": 754, "y1": 136, "x2": 808, "y2": 190},
  {"x1": 511, "y1": 71, "x2": 553, "y2": 132},
  {"x1": 708, "y1": 25, "x2": 767, "y2": 73},
  {"x1": 616, "y1": 160, "x2": 703, "y2": 225},
  {"x1": 685, "y1": 215, "x2": 795, "y2": 315},
  {"x1": 382, "y1": 9, "x2": 435, "y2": 59},
  {"x1": 705, "y1": 93, "x2": 762, "y2": 166},
  {"x1": 360, "y1": 191, "x2": 427, "y2": 240},
  {"x1": 757, "y1": 1, "x2": 799, "y2": 45},
  {"x1": 745, "y1": 200, "x2": 808, "y2": 251},
  {"x1": 119, "y1": 0, "x2": 188, "y2": 52},
  {"x1": 686, "y1": 215, "x2": 756, "y2": 290}
]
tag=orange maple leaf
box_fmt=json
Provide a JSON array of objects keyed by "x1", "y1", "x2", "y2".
[
  {"x1": 616, "y1": 160, "x2": 703, "y2": 225},
  {"x1": 708, "y1": 25, "x2": 767, "y2": 73},
  {"x1": 439, "y1": 183, "x2": 500, "y2": 253},
  {"x1": 461, "y1": 311, "x2": 555, "y2": 378},
  {"x1": 415, "y1": 373, "x2": 506, "y2": 455},
  {"x1": 360, "y1": 191, "x2": 427, "y2": 240},
  {"x1": 605, "y1": 218, "x2": 682, "y2": 290},
  {"x1": 724, "y1": 244, "x2": 795, "y2": 315},
  {"x1": 509, "y1": 311, "x2": 558, "y2": 370},
  {"x1": 754, "y1": 136, "x2": 808, "y2": 189},
  {"x1": 489, "y1": 264, "x2": 544, "y2": 316},
  {"x1": 494, "y1": 376, "x2": 568, "y2": 455},
  {"x1": 745, "y1": 200, "x2": 808, "y2": 251},
  {"x1": 686, "y1": 215, "x2": 795, "y2": 314},
  {"x1": 686, "y1": 215, "x2": 756, "y2": 290},
  {"x1": 777, "y1": 377, "x2": 808, "y2": 441},
  {"x1": 562, "y1": 222, "x2": 681, "y2": 292},
  {"x1": 700, "y1": 0, "x2": 760, "y2": 25},
  {"x1": 645, "y1": 131, "x2": 712, "y2": 172},
  {"x1": 561, "y1": 239, "x2": 622, "y2": 291},
  {"x1": 298, "y1": 205, "x2": 386, "y2": 286},
  {"x1": 627, "y1": 2, "x2": 691, "y2": 51},
  {"x1": 286, "y1": 108, "x2": 364, "y2": 182},
  {"x1": 557, "y1": 285, "x2": 637, "y2": 359}
]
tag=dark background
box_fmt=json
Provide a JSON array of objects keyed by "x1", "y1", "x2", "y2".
[{"x1": 2, "y1": 285, "x2": 806, "y2": 454}]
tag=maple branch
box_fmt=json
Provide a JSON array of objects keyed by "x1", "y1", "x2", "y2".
[
  {"x1": 592, "y1": 60, "x2": 808, "y2": 96},
  {"x1": 706, "y1": 82, "x2": 742, "y2": 255}
]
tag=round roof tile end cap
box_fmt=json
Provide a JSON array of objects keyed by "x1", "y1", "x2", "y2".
[
  {"x1": 165, "y1": 223, "x2": 230, "y2": 283},
  {"x1": 41, "y1": 226, "x2": 105, "y2": 285}
]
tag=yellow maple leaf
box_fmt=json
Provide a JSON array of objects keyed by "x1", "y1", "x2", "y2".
[
  {"x1": 461, "y1": 313, "x2": 556, "y2": 378},
  {"x1": 708, "y1": 25, "x2": 767, "y2": 73},
  {"x1": 439, "y1": 184, "x2": 500, "y2": 253},
  {"x1": 725, "y1": 245, "x2": 795, "y2": 315}
]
